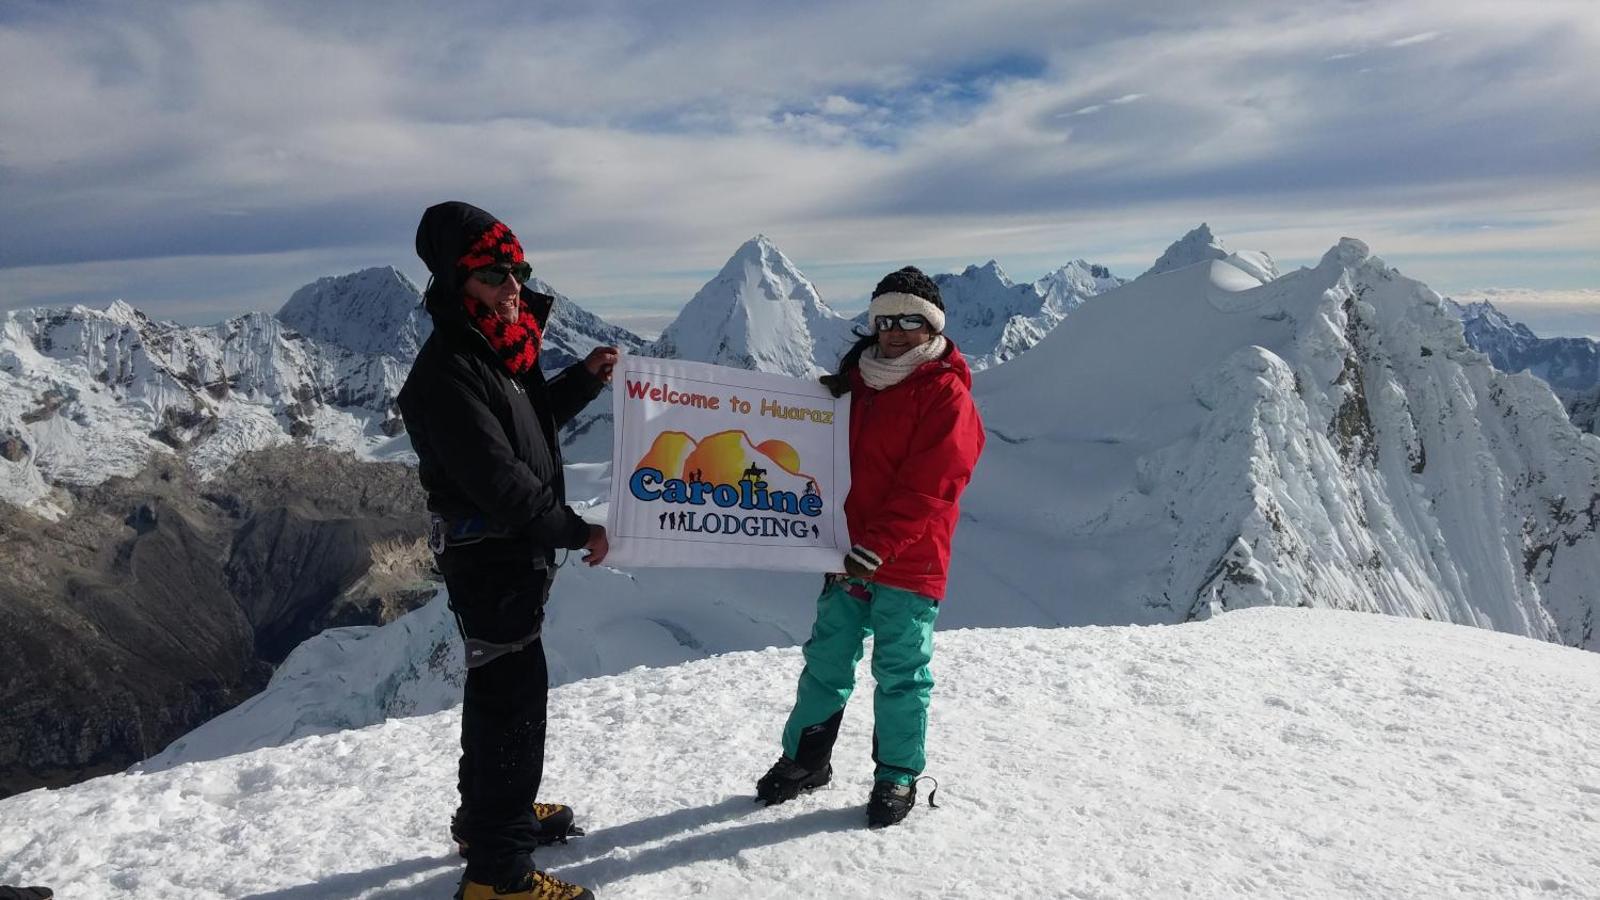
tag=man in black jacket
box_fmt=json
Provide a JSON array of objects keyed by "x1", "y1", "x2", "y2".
[{"x1": 399, "y1": 201, "x2": 614, "y2": 900}]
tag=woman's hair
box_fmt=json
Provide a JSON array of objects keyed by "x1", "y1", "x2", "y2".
[
  {"x1": 821, "y1": 266, "x2": 943, "y2": 397},
  {"x1": 821, "y1": 331, "x2": 877, "y2": 397}
]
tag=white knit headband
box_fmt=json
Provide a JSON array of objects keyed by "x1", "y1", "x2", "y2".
[{"x1": 867, "y1": 291, "x2": 945, "y2": 333}]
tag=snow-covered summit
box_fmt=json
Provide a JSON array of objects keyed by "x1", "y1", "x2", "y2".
[
  {"x1": 277, "y1": 267, "x2": 430, "y2": 359},
  {"x1": 646, "y1": 235, "x2": 856, "y2": 378},
  {"x1": 6, "y1": 608, "x2": 1598, "y2": 898},
  {"x1": 1140, "y1": 223, "x2": 1280, "y2": 285},
  {"x1": 1141, "y1": 222, "x2": 1229, "y2": 277},
  {"x1": 966, "y1": 235, "x2": 1599, "y2": 649}
]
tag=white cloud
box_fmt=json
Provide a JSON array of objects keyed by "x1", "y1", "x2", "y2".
[
  {"x1": 0, "y1": 0, "x2": 1595, "y2": 321},
  {"x1": 818, "y1": 95, "x2": 868, "y2": 117},
  {"x1": 1389, "y1": 31, "x2": 1443, "y2": 48},
  {"x1": 1462, "y1": 288, "x2": 1600, "y2": 308}
]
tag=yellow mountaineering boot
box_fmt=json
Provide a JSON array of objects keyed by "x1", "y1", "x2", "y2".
[{"x1": 453, "y1": 868, "x2": 593, "y2": 900}]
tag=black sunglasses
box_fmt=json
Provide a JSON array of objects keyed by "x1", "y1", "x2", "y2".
[
  {"x1": 470, "y1": 262, "x2": 532, "y2": 286},
  {"x1": 874, "y1": 313, "x2": 928, "y2": 332}
]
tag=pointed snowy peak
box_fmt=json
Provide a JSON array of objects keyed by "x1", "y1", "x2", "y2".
[
  {"x1": 1141, "y1": 224, "x2": 1281, "y2": 285},
  {"x1": 647, "y1": 236, "x2": 853, "y2": 377},
  {"x1": 1447, "y1": 298, "x2": 1529, "y2": 335},
  {"x1": 1141, "y1": 223, "x2": 1228, "y2": 279},
  {"x1": 277, "y1": 267, "x2": 428, "y2": 359},
  {"x1": 1317, "y1": 237, "x2": 1372, "y2": 272},
  {"x1": 102, "y1": 299, "x2": 149, "y2": 325},
  {"x1": 956, "y1": 260, "x2": 1016, "y2": 288}
]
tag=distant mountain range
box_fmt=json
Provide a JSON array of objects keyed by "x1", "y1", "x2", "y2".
[{"x1": 1446, "y1": 298, "x2": 1600, "y2": 435}]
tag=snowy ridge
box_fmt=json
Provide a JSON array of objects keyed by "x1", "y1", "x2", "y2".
[
  {"x1": 647, "y1": 235, "x2": 856, "y2": 378},
  {"x1": 530, "y1": 276, "x2": 648, "y2": 372},
  {"x1": 969, "y1": 238, "x2": 1600, "y2": 649},
  {"x1": 7, "y1": 609, "x2": 1600, "y2": 898}
]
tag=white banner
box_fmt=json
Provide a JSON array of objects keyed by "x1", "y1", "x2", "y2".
[{"x1": 604, "y1": 356, "x2": 852, "y2": 571}]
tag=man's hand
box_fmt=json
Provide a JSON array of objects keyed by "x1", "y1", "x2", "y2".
[
  {"x1": 584, "y1": 346, "x2": 620, "y2": 383},
  {"x1": 582, "y1": 523, "x2": 609, "y2": 566}
]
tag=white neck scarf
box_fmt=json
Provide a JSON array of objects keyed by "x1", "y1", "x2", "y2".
[{"x1": 856, "y1": 335, "x2": 949, "y2": 390}]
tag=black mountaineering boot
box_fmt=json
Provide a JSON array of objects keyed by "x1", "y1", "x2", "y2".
[
  {"x1": 755, "y1": 756, "x2": 832, "y2": 805},
  {"x1": 866, "y1": 779, "x2": 916, "y2": 827}
]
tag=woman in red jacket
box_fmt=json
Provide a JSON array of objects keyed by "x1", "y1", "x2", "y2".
[{"x1": 757, "y1": 266, "x2": 986, "y2": 827}]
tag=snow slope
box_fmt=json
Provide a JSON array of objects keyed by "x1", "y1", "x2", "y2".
[
  {"x1": 960, "y1": 238, "x2": 1600, "y2": 648},
  {"x1": 5, "y1": 608, "x2": 1598, "y2": 899}
]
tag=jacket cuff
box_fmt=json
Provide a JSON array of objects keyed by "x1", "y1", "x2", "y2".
[
  {"x1": 563, "y1": 507, "x2": 593, "y2": 550},
  {"x1": 847, "y1": 544, "x2": 883, "y2": 572},
  {"x1": 564, "y1": 360, "x2": 605, "y2": 398}
]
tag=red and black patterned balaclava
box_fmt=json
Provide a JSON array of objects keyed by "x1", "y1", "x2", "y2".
[{"x1": 456, "y1": 221, "x2": 543, "y2": 376}]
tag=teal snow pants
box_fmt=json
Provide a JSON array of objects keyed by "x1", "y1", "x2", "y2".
[{"x1": 780, "y1": 576, "x2": 940, "y2": 785}]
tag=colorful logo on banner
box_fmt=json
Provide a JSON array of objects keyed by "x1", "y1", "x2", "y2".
[{"x1": 628, "y1": 429, "x2": 824, "y2": 540}]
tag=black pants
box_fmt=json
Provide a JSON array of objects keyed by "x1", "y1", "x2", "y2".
[{"x1": 439, "y1": 542, "x2": 552, "y2": 882}]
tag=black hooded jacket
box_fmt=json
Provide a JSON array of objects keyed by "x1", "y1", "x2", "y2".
[{"x1": 397, "y1": 201, "x2": 603, "y2": 555}]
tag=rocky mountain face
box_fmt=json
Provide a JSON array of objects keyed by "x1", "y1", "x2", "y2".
[
  {"x1": 1568, "y1": 385, "x2": 1600, "y2": 434},
  {"x1": 0, "y1": 445, "x2": 431, "y2": 798}
]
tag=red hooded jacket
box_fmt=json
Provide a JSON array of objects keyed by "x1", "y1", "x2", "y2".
[{"x1": 844, "y1": 341, "x2": 985, "y2": 600}]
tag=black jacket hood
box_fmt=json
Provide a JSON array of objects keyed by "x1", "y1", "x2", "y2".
[{"x1": 415, "y1": 200, "x2": 554, "y2": 330}]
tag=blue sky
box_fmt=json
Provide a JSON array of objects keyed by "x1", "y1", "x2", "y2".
[{"x1": 1, "y1": 0, "x2": 1596, "y2": 337}]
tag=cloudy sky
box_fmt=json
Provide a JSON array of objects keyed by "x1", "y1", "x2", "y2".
[{"x1": 1, "y1": 0, "x2": 1596, "y2": 337}]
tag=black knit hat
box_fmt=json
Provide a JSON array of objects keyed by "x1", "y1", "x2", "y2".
[{"x1": 871, "y1": 266, "x2": 943, "y2": 309}]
